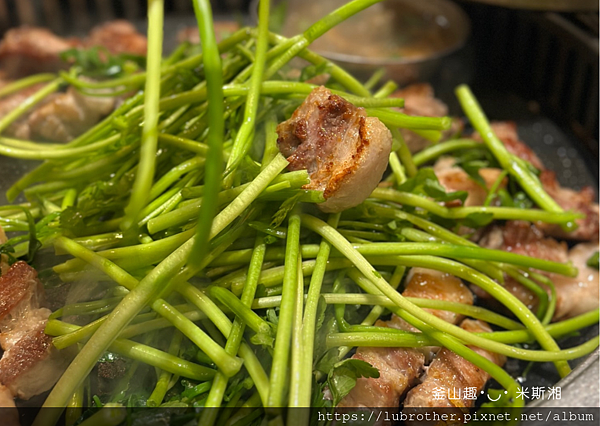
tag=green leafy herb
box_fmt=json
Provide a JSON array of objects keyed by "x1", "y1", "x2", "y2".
[
  {"x1": 512, "y1": 191, "x2": 534, "y2": 210},
  {"x1": 463, "y1": 212, "x2": 494, "y2": 228},
  {"x1": 327, "y1": 359, "x2": 380, "y2": 406},
  {"x1": 60, "y1": 47, "x2": 145, "y2": 79},
  {"x1": 180, "y1": 380, "x2": 212, "y2": 401},
  {"x1": 270, "y1": 192, "x2": 303, "y2": 228},
  {"x1": 299, "y1": 62, "x2": 329, "y2": 83},
  {"x1": 0, "y1": 242, "x2": 16, "y2": 266},
  {"x1": 456, "y1": 159, "x2": 489, "y2": 187},
  {"x1": 397, "y1": 168, "x2": 468, "y2": 204}
]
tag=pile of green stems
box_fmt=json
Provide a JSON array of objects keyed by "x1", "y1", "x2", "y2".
[{"x1": 0, "y1": 1, "x2": 594, "y2": 426}]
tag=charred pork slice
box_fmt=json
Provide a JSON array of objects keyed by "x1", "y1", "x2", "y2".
[
  {"x1": 551, "y1": 241, "x2": 599, "y2": 320},
  {"x1": 85, "y1": 20, "x2": 147, "y2": 56},
  {"x1": 23, "y1": 87, "x2": 115, "y2": 142},
  {"x1": 0, "y1": 261, "x2": 72, "y2": 402},
  {"x1": 390, "y1": 84, "x2": 460, "y2": 153},
  {"x1": 178, "y1": 21, "x2": 241, "y2": 45},
  {"x1": 0, "y1": 261, "x2": 47, "y2": 348},
  {"x1": 433, "y1": 157, "x2": 507, "y2": 207},
  {"x1": 403, "y1": 319, "x2": 506, "y2": 410},
  {"x1": 0, "y1": 22, "x2": 147, "y2": 78},
  {"x1": 537, "y1": 170, "x2": 599, "y2": 242},
  {"x1": 338, "y1": 269, "x2": 473, "y2": 410},
  {"x1": 0, "y1": 84, "x2": 114, "y2": 143},
  {"x1": 0, "y1": 323, "x2": 70, "y2": 400},
  {"x1": 478, "y1": 121, "x2": 546, "y2": 171},
  {"x1": 478, "y1": 221, "x2": 599, "y2": 320},
  {"x1": 0, "y1": 27, "x2": 79, "y2": 77},
  {"x1": 277, "y1": 86, "x2": 392, "y2": 213},
  {"x1": 474, "y1": 121, "x2": 598, "y2": 241}
]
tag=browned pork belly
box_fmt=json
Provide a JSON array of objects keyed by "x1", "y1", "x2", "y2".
[
  {"x1": 0, "y1": 323, "x2": 70, "y2": 400},
  {"x1": 476, "y1": 121, "x2": 545, "y2": 171},
  {"x1": 391, "y1": 84, "x2": 461, "y2": 153},
  {"x1": 478, "y1": 221, "x2": 599, "y2": 320},
  {"x1": 277, "y1": 86, "x2": 392, "y2": 213},
  {"x1": 0, "y1": 261, "x2": 71, "y2": 402},
  {"x1": 21, "y1": 87, "x2": 115, "y2": 142},
  {"x1": 0, "y1": 22, "x2": 146, "y2": 142},
  {"x1": 85, "y1": 21, "x2": 147, "y2": 56},
  {"x1": 0, "y1": 27, "x2": 79, "y2": 77},
  {"x1": 337, "y1": 269, "x2": 473, "y2": 411},
  {"x1": 433, "y1": 157, "x2": 507, "y2": 207},
  {"x1": 403, "y1": 319, "x2": 506, "y2": 411},
  {"x1": 0, "y1": 261, "x2": 47, "y2": 342},
  {"x1": 0, "y1": 22, "x2": 147, "y2": 78},
  {"x1": 548, "y1": 241, "x2": 599, "y2": 320},
  {"x1": 473, "y1": 121, "x2": 598, "y2": 241},
  {"x1": 178, "y1": 21, "x2": 241, "y2": 45},
  {"x1": 537, "y1": 170, "x2": 599, "y2": 241},
  {"x1": 0, "y1": 85, "x2": 115, "y2": 143}
]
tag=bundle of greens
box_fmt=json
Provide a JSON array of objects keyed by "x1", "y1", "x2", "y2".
[{"x1": 0, "y1": 1, "x2": 597, "y2": 426}]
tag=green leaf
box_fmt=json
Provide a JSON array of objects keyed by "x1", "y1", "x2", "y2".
[
  {"x1": 250, "y1": 326, "x2": 275, "y2": 348},
  {"x1": 180, "y1": 380, "x2": 211, "y2": 401},
  {"x1": 456, "y1": 159, "x2": 488, "y2": 187},
  {"x1": 60, "y1": 46, "x2": 145, "y2": 79},
  {"x1": 248, "y1": 221, "x2": 287, "y2": 239},
  {"x1": 397, "y1": 168, "x2": 467, "y2": 204},
  {"x1": 512, "y1": 191, "x2": 534, "y2": 210},
  {"x1": 223, "y1": 374, "x2": 252, "y2": 402},
  {"x1": 300, "y1": 61, "x2": 329, "y2": 83},
  {"x1": 0, "y1": 242, "x2": 16, "y2": 267},
  {"x1": 265, "y1": 308, "x2": 279, "y2": 327},
  {"x1": 587, "y1": 251, "x2": 599, "y2": 269},
  {"x1": 327, "y1": 359, "x2": 379, "y2": 406},
  {"x1": 463, "y1": 212, "x2": 494, "y2": 228},
  {"x1": 270, "y1": 192, "x2": 303, "y2": 228},
  {"x1": 315, "y1": 296, "x2": 328, "y2": 329}
]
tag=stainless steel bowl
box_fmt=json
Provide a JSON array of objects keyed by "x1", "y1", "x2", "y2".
[{"x1": 252, "y1": 0, "x2": 471, "y2": 84}]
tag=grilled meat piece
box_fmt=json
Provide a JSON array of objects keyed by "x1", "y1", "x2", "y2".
[
  {"x1": 552, "y1": 242, "x2": 599, "y2": 320},
  {"x1": 85, "y1": 21, "x2": 147, "y2": 56},
  {"x1": 0, "y1": 84, "x2": 50, "y2": 139},
  {"x1": 478, "y1": 221, "x2": 598, "y2": 320},
  {"x1": 433, "y1": 157, "x2": 507, "y2": 207},
  {"x1": 391, "y1": 84, "x2": 460, "y2": 153},
  {"x1": 537, "y1": 170, "x2": 599, "y2": 241},
  {"x1": 0, "y1": 261, "x2": 72, "y2": 401},
  {"x1": 0, "y1": 27, "x2": 79, "y2": 77},
  {"x1": 0, "y1": 21, "x2": 148, "y2": 142},
  {"x1": 277, "y1": 86, "x2": 392, "y2": 213},
  {"x1": 0, "y1": 21, "x2": 147, "y2": 78},
  {"x1": 339, "y1": 347, "x2": 424, "y2": 410},
  {"x1": 338, "y1": 269, "x2": 473, "y2": 411},
  {"x1": 394, "y1": 84, "x2": 448, "y2": 118},
  {"x1": 23, "y1": 87, "x2": 115, "y2": 142},
  {"x1": 475, "y1": 121, "x2": 545, "y2": 171},
  {"x1": 387, "y1": 268, "x2": 474, "y2": 329},
  {"x1": 178, "y1": 21, "x2": 240, "y2": 45},
  {"x1": 0, "y1": 261, "x2": 47, "y2": 350},
  {"x1": 475, "y1": 121, "x2": 598, "y2": 241},
  {"x1": 0, "y1": 84, "x2": 114, "y2": 143},
  {"x1": 0, "y1": 323, "x2": 70, "y2": 400},
  {"x1": 404, "y1": 319, "x2": 506, "y2": 410}
]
